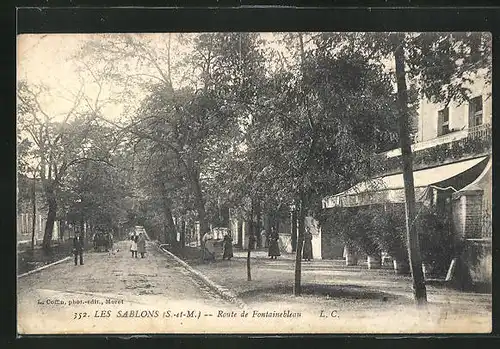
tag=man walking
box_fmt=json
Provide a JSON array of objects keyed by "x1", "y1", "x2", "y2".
[{"x1": 73, "y1": 231, "x2": 84, "y2": 266}]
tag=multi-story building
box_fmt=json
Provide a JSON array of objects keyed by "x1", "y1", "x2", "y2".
[
  {"x1": 321, "y1": 72, "x2": 492, "y2": 283},
  {"x1": 16, "y1": 174, "x2": 62, "y2": 248},
  {"x1": 226, "y1": 72, "x2": 491, "y2": 284}
]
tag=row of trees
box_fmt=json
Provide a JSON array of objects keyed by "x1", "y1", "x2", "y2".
[{"x1": 17, "y1": 32, "x2": 490, "y2": 304}]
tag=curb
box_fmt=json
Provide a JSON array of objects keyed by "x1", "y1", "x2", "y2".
[
  {"x1": 18, "y1": 256, "x2": 72, "y2": 278},
  {"x1": 156, "y1": 243, "x2": 247, "y2": 309}
]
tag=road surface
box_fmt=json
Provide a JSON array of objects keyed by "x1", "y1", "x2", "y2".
[{"x1": 17, "y1": 240, "x2": 233, "y2": 334}]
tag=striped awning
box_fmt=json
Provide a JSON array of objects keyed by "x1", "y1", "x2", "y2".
[{"x1": 322, "y1": 156, "x2": 489, "y2": 208}]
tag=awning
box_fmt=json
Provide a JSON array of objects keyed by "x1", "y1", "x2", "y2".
[{"x1": 322, "y1": 156, "x2": 489, "y2": 208}]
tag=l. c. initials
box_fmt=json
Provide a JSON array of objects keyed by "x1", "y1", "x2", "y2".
[{"x1": 319, "y1": 310, "x2": 339, "y2": 318}]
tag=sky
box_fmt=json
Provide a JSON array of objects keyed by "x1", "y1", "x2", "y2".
[
  {"x1": 17, "y1": 33, "x2": 281, "y2": 123},
  {"x1": 18, "y1": 34, "x2": 130, "y2": 122},
  {"x1": 17, "y1": 32, "x2": 410, "y2": 132}
]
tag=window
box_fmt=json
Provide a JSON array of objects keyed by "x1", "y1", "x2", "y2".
[
  {"x1": 469, "y1": 96, "x2": 483, "y2": 127},
  {"x1": 437, "y1": 107, "x2": 450, "y2": 136}
]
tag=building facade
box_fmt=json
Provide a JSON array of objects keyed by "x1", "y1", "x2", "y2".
[{"x1": 321, "y1": 72, "x2": 492, "y2": 283}]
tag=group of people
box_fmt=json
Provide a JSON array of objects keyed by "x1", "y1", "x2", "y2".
[
  {"x1": 72, "y1": 228, "x2": 114, "y2": 266},
  {"x1": 201, "y1": 231, "x2": 234, "y2": 262},
  {"x1": 266, "y1": 227, "x2": 313, "y2": 261},
  {"x1": 70, "y1": 228, "x2": 149, "y2": 266},
  {"x1": 92, "y1": 230, "x2": 113, "y2": 252},
  {"x1": 267, "y1": 228, "x2": 313, "y2": 261},
  {"x1": 130, "y1": 232, "x2": 147, "y2": 258},
  {"x1": 200, "y1": 226, "x2": 313, "y2": 262}
]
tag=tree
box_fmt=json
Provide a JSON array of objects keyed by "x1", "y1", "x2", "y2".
[
  {"x1": 17, "y1": 81, "x2": 84, "y2": 251},
  {"x1": 79, "y1": 33, "x2": 263, "y2": 243},
  {"x1": 17, "y1": 137, "x2": 41, "y2": 251},
  {"x1": 219, "y1": 33, "x2": 401, "y2": 294},
  {"x1": 61, "y1": 121, "x2": 130, "y2": 236},
  {"x1": 279, "y1": 33, "x2": 400, "y2": 295},
  {"x1": 17, "y1": 68, "x2": 120, "y2": 250},
  {"x1": 391, "y1": 33, "x2": 427, "y2": 304},
  {"x1": 349, "y1": 31, "x2": 492, "y2": 305}
]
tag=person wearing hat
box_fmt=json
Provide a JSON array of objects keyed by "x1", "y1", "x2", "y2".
[
  {"x1": 73, "y1": 230, "x2": 85, "y2": 266},
  {"x1": 137, "y1": 232, "x2": 146, "y2": 258}
]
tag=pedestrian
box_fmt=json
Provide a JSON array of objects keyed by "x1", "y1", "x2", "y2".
[
  {"x1": 261, "y1": 229, "x2": 268, "y2": 248},
  {"x1": 248, "y1": 233, "x2": 257, "y2": 255},
  {"x1": 73, "y1": 231, "x2": 84, "y2": 266},
  {"x1": 202, "y1": 231, "x2": 216, "y2": 262},
  {"x1": 137, "y1": 232, "x2": 146, "y2": 258},
  {"x1": 108, "y1": 231, "x2": 114, "y2": 251},
  {"x1": 302, "y1": 227, "x2": 313, "y2": 261},
  {"x1": 268, "y1": 228, "x2": 280, "y2": 260},
  {"x1": 130, "y1": 235, "x2": 138, "y2": 258},
  {"x1": 92, "y1": 232, "x2": 98, "y2": 251},
  {"x1": 222, "y1": 232, "x2": 234, "y2": 260}
]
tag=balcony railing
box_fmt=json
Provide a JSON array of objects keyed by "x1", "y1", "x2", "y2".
[
  {"x1": 373, "y1": 123, "x2": 491, "y2": 176},
  {"x1": 468, "y1": 123, "x2": 492, "y2": 140},
  {"x1": 382, "y1": 123, "x2": 492, "y2": 159}
]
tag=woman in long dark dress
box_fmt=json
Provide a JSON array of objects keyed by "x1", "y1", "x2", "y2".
[
  {"x1": 302, "y1": 228, "x2": 313, "y2": 261},
  {"x1": 222, "y1": 232, "x2": 234, "y2": 260},
  {"x1": 137, "y1": 232, "x2": 146, "y2": 258},
  {"x1": 268, "y1": 229, "x2": 280, "y2": 259}
]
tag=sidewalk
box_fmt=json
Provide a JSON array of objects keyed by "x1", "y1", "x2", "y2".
[
  {"x1": 171, "y1": 245, "x2": 492, "y2": 333},
  {"x1": 17, "y1": 239, "x2": 96, "y2": 275}
]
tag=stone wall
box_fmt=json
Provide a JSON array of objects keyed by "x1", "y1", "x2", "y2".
[
  {"x1": 461, "y1": 240, "x2": 492, "y2": 285},
  {"x1": 452, "y1": 188, "x2": 484, "y2": 239},
  {"x1": 451, "y1": 161, "x2": 492, "y2": 285}
]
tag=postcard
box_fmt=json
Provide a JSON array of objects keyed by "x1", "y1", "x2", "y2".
[{"x1": 17, "y1": 32, "x2": 492, "y2": 334}]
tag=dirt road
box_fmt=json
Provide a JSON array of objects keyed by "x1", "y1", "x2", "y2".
[{"x1": 17, "y1": 240, "x2": 233, "y2": 334}]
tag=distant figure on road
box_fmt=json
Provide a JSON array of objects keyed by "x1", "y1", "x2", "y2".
[
  {"x1": 202, "y1": 231, "x2": 216, "y2": 262},
  {"x1": 137, "y1": 232, "x2": 146, "y2": 258},
  {"x1": 302, "y1": 227, "x2": 313, "y2": 261},
  {"x1": 268, "y1": 228, "x2": 280, "y2": 259},
  {"x1": 107, "y1": 231, "x2": 114, "y2": 251},
  {"x1": 261, "y1": 229, "x2": 268, "y2": 248},
  {"x1": 130, "y1": 235, "x2": 138, "y2": 258},
  {"x1": 222, "y1": 232, "x2": 233, "y2": 260},
  {"x1": 73, "y1": 231, "x2": 84, "y2": 266}
]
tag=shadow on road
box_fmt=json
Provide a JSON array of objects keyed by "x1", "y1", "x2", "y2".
[{"x1": 238, "y1": 283, "x2": 407, "y2": 303}]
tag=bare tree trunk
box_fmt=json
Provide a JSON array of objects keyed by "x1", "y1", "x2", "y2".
[
  {"x1": 255, "y1": 200, "x2": 262, "y2": 248},
  {"x1": 167, "y1": 33, "x2": 173, "y2": 89},
  {"x1": 161, "y1": 186, "x2": 177, "y2": 244},
  {"x1": 237, "y1": 221, "x2": 243, "y2": 248},
  {"x1": 247, "y1": 203, "x2": 254, "y2": 281},
  {"x1": 180, "y1": 220, "x2": 186, "y2": 247},
  {"x1": 291, "y1": 209, "x2": 298, "y2": 252},
  {"x1": 31, "y1": 175, "x2": 36, "y2": 251},
  {"x1": 294, "y1": 194, "x2": 306, "y2": 296},
  {"x1": 247, "y1": 249, "x2": 252, "y2": 281},
  {"x1": 42, "y1": 188, "x2": 57, "y2": 252},
  {"x1": 191, "y1": 172, "x2": 208, "y2": 244},
  {"x1": 164, "y1": 206, "x2": 177, "y2": 245},
  {"x1": 392, "y1": 34, "x2": 427, "y2": 305}
]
